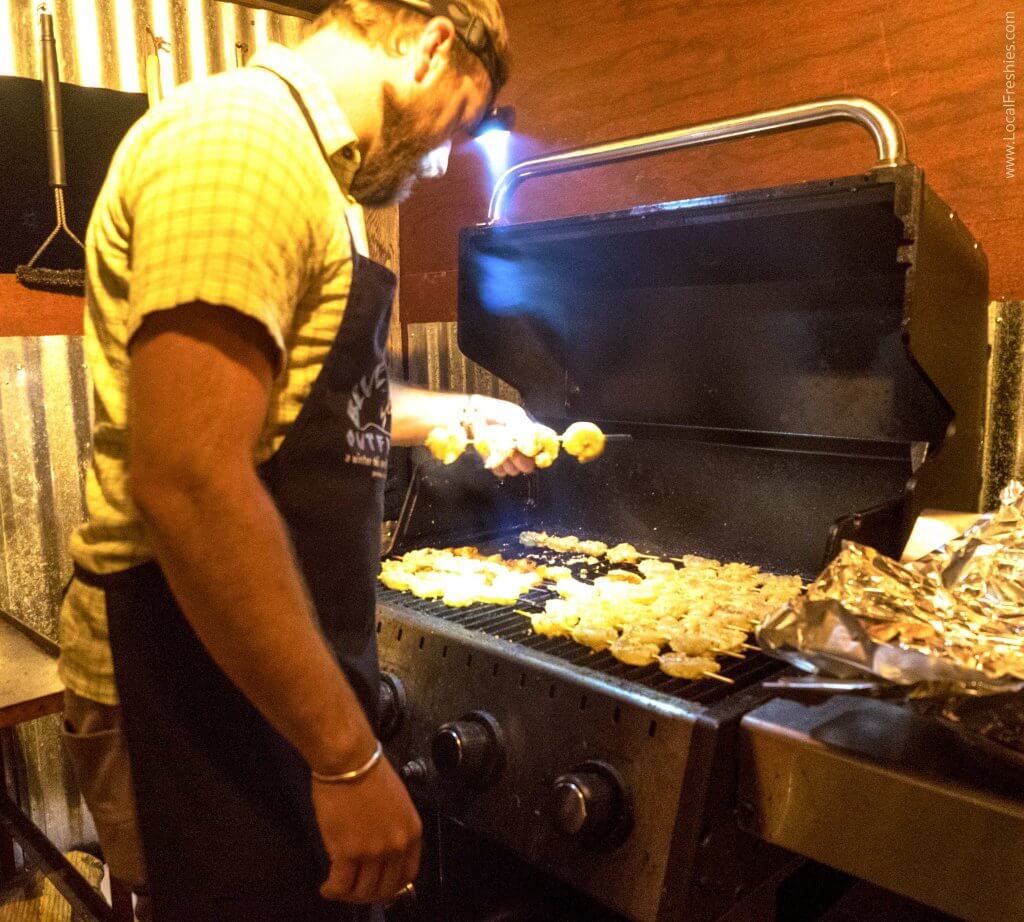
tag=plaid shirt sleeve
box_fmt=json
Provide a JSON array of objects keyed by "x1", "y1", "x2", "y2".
[{"x1": 123, "y1": 88, "x2": 326, "y2": 364}]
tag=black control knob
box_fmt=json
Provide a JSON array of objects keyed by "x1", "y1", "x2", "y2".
[
  {"x1": 400, "y1": 758, "x2": 429, "y2": 785},
  {"x1": 431, "y1": 712, "x2": 503, "y2": 788},
  {"x1": 378, "y1": 673, "x2": 406, "y2": 742},
  {"x1": 550, "y1": 762, "x2": 631, "y2": 849}
]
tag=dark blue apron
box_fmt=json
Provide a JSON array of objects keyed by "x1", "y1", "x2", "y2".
[{"x1": 78, "y1": 237, "x2": 395, "y2": 921}]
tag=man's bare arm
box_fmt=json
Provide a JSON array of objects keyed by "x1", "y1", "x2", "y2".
[
  {"x1": 389, "y1": 381, "x2": 467, "y2": 446},
  {"x1": 128, "y1": 304, "x2": 422, "y2": 903},
  {"x1": 390, "y1": 381, "x2": 536, "y2": 476},
  {"x1": 128, "y1": 303, "x2": 374, "y2": 773}
]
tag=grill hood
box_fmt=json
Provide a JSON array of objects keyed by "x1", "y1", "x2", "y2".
[{"x1": 456, "y1": 113, "x2": 988, "y2": 576}]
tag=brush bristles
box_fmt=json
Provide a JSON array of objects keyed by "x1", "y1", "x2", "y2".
[{"x1": 15, "y1": 265, "x2": 86, "y2": 295}]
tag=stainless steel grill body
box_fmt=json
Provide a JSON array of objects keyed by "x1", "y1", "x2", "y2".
[{"x1": 377, "y1": 590, "x2": 786, "y2": 922}]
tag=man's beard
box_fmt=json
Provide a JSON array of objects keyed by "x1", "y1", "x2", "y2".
[{"x1": 350, "y1": 87, "x2": 443, "y2": 207}]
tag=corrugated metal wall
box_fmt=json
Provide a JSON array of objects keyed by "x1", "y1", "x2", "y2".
[
  {"x1": 0, "y1": 0, "x2": 402, "y2": 857},
  {"x1": 406, "y1": 321, "x2": 518, "y2": 401},
  {"x1": 0, "y1": 336, "x2": 93, "y2": 851},
  {"x1": 1, "y1": 0, "x2": 304, "y2": 88},
  {"x1": 983, "y1": 301, "x2": 1024, "y2": 510},
  {"x1": 0, "y1": 336, "x2": 91, "y2": 638}
]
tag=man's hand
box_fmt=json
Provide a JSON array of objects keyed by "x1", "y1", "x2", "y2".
[
  {"x1": 314, "y1": 759, "x2": 422, "y2": 904},
  {"x1": 390, "y1": 384, "x2": 536, "y2": 477},
  {"x1": 463, "y1": 394, "x2": 536, "y2": 477}
]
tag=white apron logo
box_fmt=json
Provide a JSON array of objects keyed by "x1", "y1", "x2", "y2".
[{"x1": 345, "y1": 362, "x2": 390, "y2": 476}]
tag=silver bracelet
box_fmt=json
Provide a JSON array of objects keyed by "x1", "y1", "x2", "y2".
[{"x1": 312, "y1": 740, "x2": 383, "y2": 784}]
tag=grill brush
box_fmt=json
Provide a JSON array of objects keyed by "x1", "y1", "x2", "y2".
[{"x1": 15, "y1": 9, "x2": 85, "y2": 295}]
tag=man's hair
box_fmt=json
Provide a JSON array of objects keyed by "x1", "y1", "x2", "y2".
[{"x1": 316, "y1": 0, "x2": 510, "y2": 93}]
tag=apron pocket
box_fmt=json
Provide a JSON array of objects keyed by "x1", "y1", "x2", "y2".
[{"x1": 61, "y1": 712, "x2": 148, "y2": 887}]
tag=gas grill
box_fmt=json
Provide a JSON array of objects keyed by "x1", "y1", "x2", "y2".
[
  {"x1": 376, "y1": 550, "x2": 787, "y2": 922},
  {"x1": 376, "y1": 98, "x2": 994, "y2": 921}
]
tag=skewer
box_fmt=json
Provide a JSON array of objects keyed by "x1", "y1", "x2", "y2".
[
  {"x1": 468, "y1": 432, "x2": 632, "y2": 445},
  {"x1": 520, "y1": 532, "x2": 685, "y2": 566},
  {"x1": 741, "y1": 642, "x2": 759, "y2": 652},
  {"x1": 636, "y1": 552, "x2": 687, "y2": 565},
  {"x1": 513, "y1": 601, "x2": 546, "y2": 614},
  {"x1": 702, "y1": 671, "x2": 734, "y2": 684},
  {"x1": 976, "y1": 632, "x2": 1024, "y2": 646},
  {"x1": 713, "y1": 648, "x2": 745, "y2": 660},
  {"x1": 513, "y1": 432, "x2": 625, "y2": 446}
]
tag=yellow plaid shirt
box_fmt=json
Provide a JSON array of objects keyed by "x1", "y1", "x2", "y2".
[{"x1": 59, "y1": 44, "x2": 369, "y2": 705}]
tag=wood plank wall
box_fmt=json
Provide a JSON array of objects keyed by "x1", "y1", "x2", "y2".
[{"x1": 399, "y1": 0, "x2": 1022, "y2": 328}]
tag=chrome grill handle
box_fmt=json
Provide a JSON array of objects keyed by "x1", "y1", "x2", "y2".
[{"x1": 486, "y1": 96, "x2": 908, "y2": 225}]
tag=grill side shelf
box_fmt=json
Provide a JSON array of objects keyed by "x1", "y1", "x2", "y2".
[{"x1": 738, "y1": 696, "x2": 1024, "y2": 922}]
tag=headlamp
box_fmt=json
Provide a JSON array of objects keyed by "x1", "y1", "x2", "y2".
[{"x1": 468, "y1": 105, "x2": 516, "y2": 139}]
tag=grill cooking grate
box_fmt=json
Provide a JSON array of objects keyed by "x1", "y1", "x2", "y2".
[{"x1": 376, "y1": 585, "x2": 781, "y2": 704}]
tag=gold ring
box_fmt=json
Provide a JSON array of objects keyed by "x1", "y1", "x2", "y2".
[{"x1": 385, "y1": 881, "x2": 416, "y2": 906}]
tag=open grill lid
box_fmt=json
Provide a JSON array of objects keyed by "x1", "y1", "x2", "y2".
[
  {"x1": 457, "y1": 101, "x2": 988, "y2": 576},
  {"x1": 461, "y1": 172, "x2": 947, "y2": 444}
]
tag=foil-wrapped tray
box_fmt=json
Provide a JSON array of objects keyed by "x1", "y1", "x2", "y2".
[{"x1": 758, "y1": 482, "x2": 1024, "y2": 697}]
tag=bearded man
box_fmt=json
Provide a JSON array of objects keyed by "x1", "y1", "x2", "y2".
[{"x1": 57, "y1": 2, "x2": 525, "y2": 919}]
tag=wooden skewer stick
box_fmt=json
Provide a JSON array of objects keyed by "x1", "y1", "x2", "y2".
[
  {"x1": 713, "y1": 648, "x2": 745, "y2": 660},
  {"x1": 741, "y1": 642, "x2": 759, "y2": 652},
  {"x1": 635, "y1": 552, "x2": 687, "y2": 564},
  {"x1": 702, "y1": 671, "x2": 734, "y2": 684},
  {"x1": 461, "y1": 428, "x2": 628, "y2": 445},
  {"x1": 526, "y1": 540, "x2": 689, "y2": 568}
]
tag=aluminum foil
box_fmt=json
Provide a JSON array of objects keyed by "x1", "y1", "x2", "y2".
[{"x1": 758, "y1": 482, "x2": 1024, "y2": 697}]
